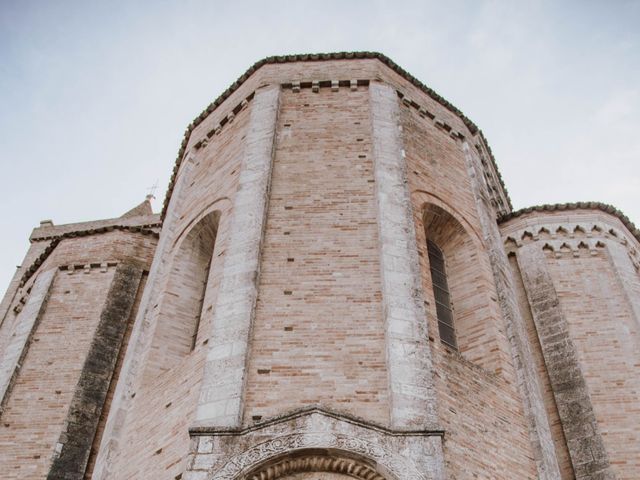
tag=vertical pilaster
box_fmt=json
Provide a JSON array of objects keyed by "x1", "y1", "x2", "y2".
[
  {"x1": 47, "y1": 263, "x2": 144, "y2": 480},
  {"x1": 0, "y1": 268, "x2": 55, "y2": 412},
  {"x1": 369, "y1": 82, "x2": 439, "y2": 431},
  {"x1": 194, "y1": 86, "x2": 280, "y2": 427},
  {"x1": 517, "y1": 244, "x2": 616, "y2": 480},
  {"x1": 462, "y1": 142, "x2": 561, "y2": 480}
]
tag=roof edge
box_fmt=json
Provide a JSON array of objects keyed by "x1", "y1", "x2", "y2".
[
  {"x1": 160, "y1": 51, "x2": 511, "y2": 219},
  {"x1": 498, "y1": 201, "x2": 640, "y2": 244}
]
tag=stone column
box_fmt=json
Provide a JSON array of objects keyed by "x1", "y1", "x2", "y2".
[
  {"x1": 517, "y1": 244, "x2": 615, "y2": 480},
  {"x1": 194, "y1": 86, "x2": 280, "y2": 427},
  {"x1": 369, "y1": 82, "x2": 439, "y2": 431}
]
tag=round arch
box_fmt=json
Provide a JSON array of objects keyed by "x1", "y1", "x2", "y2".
[
  {"x1": 412, "y1": 192, "x2": 504, "y2": 372},
  {"x1": 240, "y1": 449, "x2": 393, "y2": 480}
]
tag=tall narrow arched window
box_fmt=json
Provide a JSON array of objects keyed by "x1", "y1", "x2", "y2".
[
  {"x1": 423, "y1": 203, "x2": 481, "y2": 358},
  {"x1": 147, "y1": 210, "x2": 220, "y2": 376},
  {"x1": 422, "y1": 202, "x2": 505, "y2": 371},
  {"x1": 427, "y1": 239, "x2": 457, "y2": 349}
]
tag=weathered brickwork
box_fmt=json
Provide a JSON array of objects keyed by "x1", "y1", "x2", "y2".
[
  {"x1": 501, "y1": 208, "x2": 640, "y2": 479},
  {"x1": 405, "y1": 145, "x2": 539, "y2": 477},
  {"x1": 1, "y1": 54, "x2": 638, "y2": 480},
  {"x1": 547, "y1": 251, "x2": 640, "y2": 478},
  {"x1": 0, "y1": 269, "x2": 115, "y2": 479},
  {"x1": 0, "y1": 214, "x2": 157, "y2": 479},
  {"x1": 47, "y1": 263, "x2": 144, "y2": 480}
]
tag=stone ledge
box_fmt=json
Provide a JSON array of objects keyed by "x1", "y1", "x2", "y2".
[{"x1": 189, "y1": 406, "x2": 445, "y2": 437}]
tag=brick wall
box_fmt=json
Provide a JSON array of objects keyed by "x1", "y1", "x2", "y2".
[
  {"x1": 547, "y1": 249, "x2": 640, "y2": 478},
  {"x1": 404, "y1": 110, "x2": 538, "y2": 477},
  {"x1": 101, "y1": 89, "x2": 246, "y2": 479},
  {"x1": 501, "y1": 208, "x2": 640, "y2": 479},
  {"x1": 0, "y1": 227, "x2": 156, "y2": 479},
  {"x1": 243, "y1": 86, "x2": 389, "y2": 425}
]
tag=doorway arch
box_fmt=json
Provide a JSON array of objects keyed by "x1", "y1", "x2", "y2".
[{"x1": 240, "y1": 449, "x2": 391, "y2": 480}]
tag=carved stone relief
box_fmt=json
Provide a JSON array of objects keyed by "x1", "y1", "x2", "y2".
[
  {"x1": 245, "y1": 454, "x2": 386, "y2": 480},
  {"x1": 184, "y1": 408, "x2": 443, "y2": 480}
]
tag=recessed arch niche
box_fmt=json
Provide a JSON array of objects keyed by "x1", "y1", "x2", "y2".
[
  {"x1": 147, "y1": 209, "x2": 221, "y2": 376},
  {"x1": 422, "y1": 201, "x2": 501, "y2": 369}
]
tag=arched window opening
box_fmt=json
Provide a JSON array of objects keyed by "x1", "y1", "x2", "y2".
[
  {"x1": 422, "y1": 203, "x2": 498, "y2": 366},
  {"x1": 427, "y1": 239, "x2": 457, "y2": 349},
  {"x1": 148, "y1": 210, "x2": 220, "y2": 376}
]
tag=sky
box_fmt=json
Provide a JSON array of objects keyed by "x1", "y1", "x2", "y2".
[{"x1": 0, "y1": 0, "x2": 639, "y2": 291}]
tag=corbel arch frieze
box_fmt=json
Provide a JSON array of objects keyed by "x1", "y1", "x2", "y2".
[{"x1": 502, "y1": 219, "x2": 640, "y2": 265}]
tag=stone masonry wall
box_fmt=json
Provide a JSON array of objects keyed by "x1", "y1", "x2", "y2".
[{"x1": 508, "y1": 254, "x2": 574, "y2": 479}]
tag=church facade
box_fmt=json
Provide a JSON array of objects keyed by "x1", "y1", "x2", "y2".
[{"x1": 1, "y1": 53, "x2": 639, "y2": 480}]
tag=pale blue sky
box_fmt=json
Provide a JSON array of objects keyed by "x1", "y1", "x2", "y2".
[{"x1": 1, "y1": 0, "x2": 639, "y2": 290}]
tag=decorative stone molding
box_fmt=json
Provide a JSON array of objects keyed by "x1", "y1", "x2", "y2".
[
  {"x1": 396, "y1": 90, "x2": 465, "y2": 142},
  {"x1": 499, "y1": 202, "x2": 640, "y2": 245},
  {"x1": 282, "y1": 79, "x2": 369, "y2": 93},
  {"x1": 245, "y1": 454, "x2": 385, "y2": 480},
  {"x1": 501, "y1": 215, "x2": 640, "y2": 270},
  {"x1": 10, "y1": 262, "x2": 118, "y2": 315},
  {"x1": 184, "y1": 407, "x2": 444, "y2": 480}
]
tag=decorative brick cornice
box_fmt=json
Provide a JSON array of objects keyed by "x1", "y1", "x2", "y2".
[
  {"x1": 161, "y1": 51, "x2": 511, "y2": 219},
  {"x1": 499, "y1": 201, "x2": 640, "y2": 245},
  {"x1": 20, "y1": 225, "x2": 159, "y2": 288}
]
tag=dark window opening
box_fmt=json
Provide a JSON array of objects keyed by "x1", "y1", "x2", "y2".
[{"x1": 427, "y1": 239, "x2": 457, "y2": 349}]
